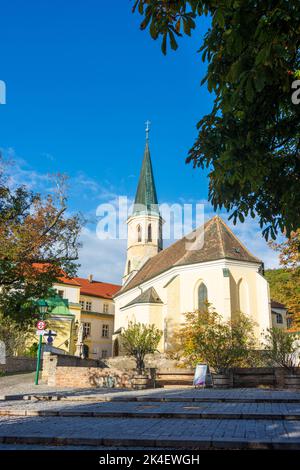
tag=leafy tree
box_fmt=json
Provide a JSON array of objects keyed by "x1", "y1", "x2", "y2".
[
  {"x1": 132, "y1": 0, "x2": 300, "y2": 240},
  {"x1": 0, "y1": 157, "x2": 82, "y2": 323},
  {"x1": 178, "y1": 309, "x2": 257, "y2": 372},
  {"x1": 120, "y1": 322, "x2": 162, "y2": 372},
  {"x1": 0, "y1": 313, "x2": 34, "y2": 356},
  {"x1": 269, "y1": 229, "x2": 300, "y2": 269},
  {"x1": 263, "y1": 327, "x2": 300, "y2": 370},
  {"x1": 267, "y1": 229, "x2": 300, "y2": 326},
  {"x1": 265, "y1": 268, "x2": 300, "y2": 327}
]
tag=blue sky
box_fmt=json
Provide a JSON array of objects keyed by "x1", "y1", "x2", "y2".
[{"x1": 0, "y1": 1, "x2": 280, "y2": 283}]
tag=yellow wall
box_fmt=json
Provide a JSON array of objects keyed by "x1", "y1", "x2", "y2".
[
  {"x1": 80, "y1": 311, "x2": 114, "y2": 359},
  {"x1": 44, "y1": 316, "x2": 75, "y2": 354}
]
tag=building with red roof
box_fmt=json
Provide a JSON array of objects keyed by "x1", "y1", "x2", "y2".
[{"x1": 46, "y1": 274, "x2": 121, "y2": 359}]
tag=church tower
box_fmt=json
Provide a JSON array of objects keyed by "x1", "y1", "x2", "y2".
[{"x1": 123, "y1": 122, "x2": 163, "y2": 284}]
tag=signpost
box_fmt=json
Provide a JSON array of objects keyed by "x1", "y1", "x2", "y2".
[
  {"x1": 43, "y1": 330, "x2": 57, "y2": 344},
  {"x1": 34, "y1": 300, "x2": 48, "y2": 386},
  {"x1": 37, "y1": 320, "x2": 46, "y2": 331}
]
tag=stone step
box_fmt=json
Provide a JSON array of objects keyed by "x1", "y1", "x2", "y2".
[
  {"x1": 6, "y1": 393, "x2": 300, "y2": 404},
  {"x1": 0, "y1": 432, "x2": 299, "y2": 450},
  {"x1": 2, "y1": 408, "x2": 300, "y2": 420}
]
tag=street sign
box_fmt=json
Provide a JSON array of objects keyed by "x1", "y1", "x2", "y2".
[
  {"x1": 36, "y1": 320, "x2": 46, "y2": 330},
  {"x1": 43, "y1": 330, "x2": 57, "y2": 344},
  {"x1": 36, "y1": 330, "x2": 45, "y2": 336}
]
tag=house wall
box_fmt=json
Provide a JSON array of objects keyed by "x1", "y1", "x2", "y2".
[
  {"x1": 44, "y1": 315, "x2": 75, "y2": 354},
  {"x1": 52, "y1": 282, "x2": 116, "y2": 360},
  {"x1": 79, "y1": 295, "x2": 114, "y2": 315},
  {"x1": 80, "y1": 311, "x2": 114, "y2": 359},
  {"x1": 53, "y1": 283, "x2": 80, "y2": 303},
  {"x1": 119, "y1": 303, "x2": 164, "y2": 353},
  {"x1": 271, "y1": 307, "x2": 288, "y2": 330}
]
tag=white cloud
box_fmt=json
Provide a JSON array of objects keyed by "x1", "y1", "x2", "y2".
[{"x1": 78, "y1": 227, "x2": 126, "y2": 285}]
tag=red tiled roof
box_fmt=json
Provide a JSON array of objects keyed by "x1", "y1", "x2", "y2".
[
  {"x1": 75, "y1": 277, "x2": 121, "y2": 299},
  {"x1": 58, "y1": 276, "x2": 121, "y2": 299},
  {"x1": 32, "y1": 263, "x2": 121, "y2": 298},
  {"x1": 57, "y1": 276, "x2": 81, "y2": 287}
]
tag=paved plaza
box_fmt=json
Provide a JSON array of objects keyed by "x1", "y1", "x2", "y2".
[{"x1": 1, "y1": 379, "x2": 300, "y2": 449}]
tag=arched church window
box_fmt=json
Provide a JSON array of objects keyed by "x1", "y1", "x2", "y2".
[
  {"x1": 198, "y1": 283, "x2": 208, "y2": 311},
  {"x1": 127, "y1": 260, "x2": 131, "y2": 274},
  {"x1": 148, "y1": 224, "x2": 152, "y2": 242},
  {"x1": 137, "y1": 225, "x2": 142, "y2": 242}
]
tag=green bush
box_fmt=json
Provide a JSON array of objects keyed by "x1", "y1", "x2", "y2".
[
  {"x1": 178, "y1": 310, "x2": 258, "y2": 373},
  {"x1": 24, "y1": 342, "x2": 38, "y2": 358},
  {"x1": 121, "y1": 322, "x2": 162, "y2": 372},
  {"x1": 263, "y1": 328, "x2": 300, "y2": 370}
]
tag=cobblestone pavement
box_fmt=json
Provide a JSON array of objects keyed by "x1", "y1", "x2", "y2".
[
  {"x1": 1, "y1": 386, "x2": 300, "y2": 449},
  {"x1": 0, "y1": 415, "x2": 299, "y2": 448},
  {"x1": 2, "y1": 378, "x2": 300, "y2": 402},
  {"x1": 2, "y1": 397, "x2": 300, "y2": 419}
]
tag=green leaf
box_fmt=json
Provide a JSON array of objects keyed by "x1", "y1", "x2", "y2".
[
  {"x1": 169, "y1": 31, "x2": 178, "y2": 51},
  {"x1": 245, "y1": 77, "x2": 255, "y2": 102},
  {"x1": 238, "y1": 213, "x2": 245, "y2": 223},
  {"x1": 161, "y1": 33, "x2": 167, "y2": 55},
  {"x1": 253, "y1": 72, "x2": 266, "y2": 92},
  {"x1": 214, "y1": 9, "x2": 225, "y2": 28},
  {"x1": 149, "y1": 21, "x2": 158, "y2": 40}
]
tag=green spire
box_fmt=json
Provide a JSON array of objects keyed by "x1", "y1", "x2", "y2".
[{"x1": 133, "y1": 125, "x2": 159, "y2": 216}]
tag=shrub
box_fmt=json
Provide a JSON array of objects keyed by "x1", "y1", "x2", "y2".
[
  {"x1": 263, "y1": 328, "x2": 300, "y2": 370},
  {"x1": 178, "y1": 310, "x2": 257, "y2": 373},
  {"x1": 120, "y1": 322, "x2": 162, "y2": 372}
]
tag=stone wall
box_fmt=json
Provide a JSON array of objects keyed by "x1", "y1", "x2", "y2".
[
  {"x1": 42, "y1": 352, "x2": 105, "y2": 384},
  {"x1": 105, "y1": 353, "x2": 186, "y2": 370},
  {"x1": 44, "y1": 352, "x2": 300, "y2": 389},
  {"x1": 54, "y1": 366, "x2": 139, "y2": 388},
  {"x1": 0, "y1": 356, "x2": 36, "y2": 374}
]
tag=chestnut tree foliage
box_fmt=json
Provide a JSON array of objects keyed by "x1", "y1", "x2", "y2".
[
  {"x1": 0, "y1": 159, "x2": 82, "y2": 323},
  {"x1": 132, "y1": 0, "x2": 300, "y2": 240}
]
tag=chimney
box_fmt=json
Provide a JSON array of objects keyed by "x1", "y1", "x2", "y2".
[{"x1": 88, "y1": 274, "x2": 93, "y2": 283}]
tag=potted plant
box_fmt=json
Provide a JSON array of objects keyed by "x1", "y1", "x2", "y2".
[
  {"x1": 179, "y1": 310, "x2": 256, "y2": 388},
  {"x1": 264, "y1": 328, "x2": 300, "y2": 389},
  {"x1": 120, "y1": 322, "x2": 162, "y2": 389}
]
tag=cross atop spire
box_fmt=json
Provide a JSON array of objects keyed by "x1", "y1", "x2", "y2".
[
  {"x1": 132, "y1": 123, "x2": 159, "y2": 216},
  {"x1": 145, "y1": 120, "x2": 151, "y2": 141}
]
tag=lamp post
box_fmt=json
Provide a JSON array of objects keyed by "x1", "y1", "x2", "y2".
[{"x1": 34, "y1": 299, "x2": 48, "y2": 385}]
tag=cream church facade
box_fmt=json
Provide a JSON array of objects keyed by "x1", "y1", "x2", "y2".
[{"x1": 113, "y1": 131, "x2": 272, "y2": 353}]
